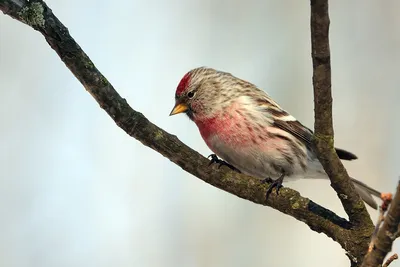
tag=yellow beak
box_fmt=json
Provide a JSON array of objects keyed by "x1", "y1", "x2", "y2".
[{"x1": 169, "y1": 103, "x2": 188, "y2": 116}]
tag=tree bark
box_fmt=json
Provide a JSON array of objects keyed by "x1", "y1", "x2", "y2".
[
  {"x1": 310, "y1": 1, "x2": 375, "y2": 264},
  {"x1": 1, "y1": 0, "x2": 395, "y2": 266},
  {"x1": 361, "y1": 181, "x2": 400, "y2": 267}
]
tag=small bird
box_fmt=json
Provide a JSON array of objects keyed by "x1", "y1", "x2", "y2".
[{"x1": 169, "y1": 67, "x2": 381, "y2": 209}]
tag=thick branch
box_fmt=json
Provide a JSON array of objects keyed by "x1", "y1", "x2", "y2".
[
  {"x1": 310, "y1": 1, "x2": 375, "y2": 265},
  {"x1": 0, "y1": 0, "x2": 371, "y2": 261},
  {"x1": 310, "y1": 0, "x2": 372, "y2": 228},
  {"x1": 361, "y1": 181, "x2": 400, "y2": 266}
]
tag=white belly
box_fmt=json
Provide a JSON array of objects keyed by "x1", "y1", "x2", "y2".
[{"x1": 207, "y1": 133, "x2": 317, "y2": 181}]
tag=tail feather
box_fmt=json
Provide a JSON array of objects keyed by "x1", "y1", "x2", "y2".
[
  {"x1": 335, "y1": 148, "x2": 358, "y2": 161},
  {"x1": 350, "y1": 177, "x2": 381, "y2": 209},
  {"x1": 333, "y1": 149, "x2": 380, "y2": 209}
]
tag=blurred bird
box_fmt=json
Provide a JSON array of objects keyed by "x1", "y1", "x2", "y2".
[{"x1": 169, "y1": 67, "x2": 381, "y2": 209}]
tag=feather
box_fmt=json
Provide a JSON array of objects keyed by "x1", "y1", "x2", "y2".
[{"x1": 254, "y1": 97, "x2": 358, "y2": 161}]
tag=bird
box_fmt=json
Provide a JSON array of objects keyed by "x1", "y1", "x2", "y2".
[{"x1": 169, "y1": 67, "x2": 381, "y2": 209}]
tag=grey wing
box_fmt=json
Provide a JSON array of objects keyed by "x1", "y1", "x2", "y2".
[
  {"x1": 255, "y1": 97, "x2": 357, "y2": 161},
  {"x1": 274, "y1": 119, "x2": 357, "y2": 161},
  {"x1": 255, "y1": 97, "x2": 314, "y2": 148},
  {"x1": 273, "y1": 119, "x2": 313, "y2": 150}
]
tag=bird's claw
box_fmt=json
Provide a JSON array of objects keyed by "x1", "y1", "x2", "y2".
[
  {"x1": 264, "y1": 174, "x2": 285, "y2": 199},
  {"x1": 208, "y1": 154, "x2": 219, "y2": 166},
  {"x1": 208, "y1": 154, "x2": 241, "y2": 173}
]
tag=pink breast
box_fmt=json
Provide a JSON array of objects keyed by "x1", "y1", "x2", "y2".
[{"x1": 194, "y1": 109, "x2": 257, "y2": 148}]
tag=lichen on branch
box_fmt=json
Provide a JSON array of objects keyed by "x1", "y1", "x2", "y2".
[{"x1": 0, "y1": 0, "x2": 389, "y2": 266}]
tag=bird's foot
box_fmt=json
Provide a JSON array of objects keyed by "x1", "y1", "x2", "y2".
[
  {"x1": 264, "y1": 174, "x2": 285, "y2": 199},
  {"x1": 208, "y1": 154, "x2": 241, "y2": 173}
]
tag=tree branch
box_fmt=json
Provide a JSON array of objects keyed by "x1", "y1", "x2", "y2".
[
  {"x1": 310, "y1": 0, "x2": 373, "y2": 228},
  {"x1": 0, "y1": 0, "x2": 377, "y2": 264},
  {"x1": 361, "y1": 181, "x2": 400, "y2": 266}
]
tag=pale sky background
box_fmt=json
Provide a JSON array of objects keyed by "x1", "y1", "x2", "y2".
[{"x1": 0, "y1": 1, "x2": 399, "y2": 267}]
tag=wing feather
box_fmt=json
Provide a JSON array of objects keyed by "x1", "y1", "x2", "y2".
[
  {"x1": 254, "y1": 97, "x2": 357, "y2": 160},
  {"x1": 254, "y1": 98, "x2": 313, "y2": 148}
]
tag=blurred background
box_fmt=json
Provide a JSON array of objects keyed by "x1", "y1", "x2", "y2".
[{"x1": 0, "y1": 0, "x2": 399, "y2": 266}]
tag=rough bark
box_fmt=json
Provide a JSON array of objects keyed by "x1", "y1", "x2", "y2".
[
  {"x1": 0, "y1": 0, "x2": 392, "y2": 266},
  {"x1": 0, "y1": 0, "x2": 354, "y2": 244},
  {"x1": 310, "y1": 2, "x2": 375, "y2": 264},
  {"x1": 361, "y1": 181, "x2": 400, "y2": 267},
  {"x1": 311, "y1": 0, "x2": 373, "y2": 226}
]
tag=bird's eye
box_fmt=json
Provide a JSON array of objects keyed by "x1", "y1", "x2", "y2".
[{"x1": 187, "y1": 91, "x2": 195, "y2": 98}]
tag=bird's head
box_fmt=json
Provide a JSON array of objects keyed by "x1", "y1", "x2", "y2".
[{"x1": 169, "y1": 67, "x2": 236, "y2": 121}]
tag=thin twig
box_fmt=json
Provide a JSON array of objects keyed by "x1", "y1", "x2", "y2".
[
  {"x1": 362, "y1": 181, "x2": 400, "y2": 267},
  {"x1": 368, "y1": 193, "x2": 393, "y2": 253},
  {"x1": 382, "y1": 253, "x2": 398, "y2": 267}
]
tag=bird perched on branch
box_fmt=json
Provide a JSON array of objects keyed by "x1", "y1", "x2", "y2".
[{"x1": 169, "y1": 67, "x2": 381, "y2": 209}]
